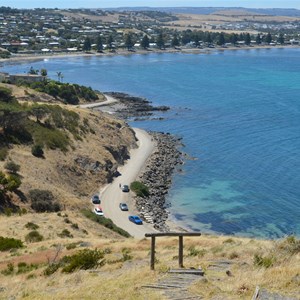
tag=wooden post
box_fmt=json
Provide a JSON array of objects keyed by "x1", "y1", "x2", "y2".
[
  {"x1": 145, "y1": 232, "x2": 201, "y2": 270},
  {"x1": 179, "y1": 235, "x2": 183, "y2": 268},
  {"x1": 150, "y1": 236, "x2": 156, "y2": 270}
]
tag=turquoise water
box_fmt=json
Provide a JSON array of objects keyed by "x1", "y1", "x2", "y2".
[{"x1": 2, "y1": 48, "x2": 300, "y2": 238}]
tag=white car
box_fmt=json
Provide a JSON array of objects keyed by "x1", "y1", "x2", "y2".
[{"x1": 94, "y1": 206, "x2": 104, "y2": 216}]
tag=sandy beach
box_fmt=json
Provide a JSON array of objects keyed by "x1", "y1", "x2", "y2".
[{"x1": 1, "y1": 44, "x2": 299, "y2": 65}]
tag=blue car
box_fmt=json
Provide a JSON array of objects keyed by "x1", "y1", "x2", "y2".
[{"x1": 128, "y1": 215, "x2": 143, "y2": 225}]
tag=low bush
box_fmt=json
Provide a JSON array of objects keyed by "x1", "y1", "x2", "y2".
[
  {"x1": 25, "y1": 231, "x2": 44, "y2": 243},
  {"x1": 17, "y1": 262, "x2": 38, "y2": 274},
  {"x1": 25, "y1": 222, "x2": 39, "y2": 230},
  {"x1": 1, "y1": 262, "x2": 14, "y2": 275},
  {"x1": 61, "y1": 249, "x2": 105, "y2": 273},
  {"x1": 253, "y1": 254, "x2": 275, "y2": 268},
  {"x1": 0, "y1": 147, "x2": 8, "y2": 161},
  {"x1": 130, "y1": 181, "x2": 149, "y2": 198},
  {"x1": 31, "y1": 144, "x2": 44, "y2": 157},
  {"x1": 44, "y1": 263, "x2": 60, "y2": 276},
  {"x1": 58, "y1": 229, "x2": 73, "y2": 238},
  {"x1": 0, "y1": 236, "x2": 23, "y2": 251},
  {"x1": 188, "y1": 246, "x2": 206, "y2": 257},
  {"x1": 29, "y1": 189, "x2": 61, "y2": 213},
  {"x1": 277, "y1": 236, "x2": 300, "y2": 255},
  {"x1": 71, "y1": 223, "x2": 79, "y2": 230},
  {"x1": 81, "y1": 209, "x2": 130, "y2": 238},
  {"x1": 122, "y1": 248, "x2": 133, "y2": 261},
  {"x1": 4, "y1": 160, "x2": 20, "y2": 174}
]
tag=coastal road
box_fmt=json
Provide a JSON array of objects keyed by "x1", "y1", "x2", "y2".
[
  {"x1": 100, "y1": 128, "x2": 157, "y2": 239},
  {"x1": 79, "y1": 94, "x2": 118, "y2": 109}
]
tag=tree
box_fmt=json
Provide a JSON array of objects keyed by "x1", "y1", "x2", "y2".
[
  {"x1": 40, "y1": 68, "x2": 47, "y2": 77},
  {"x1": 256, "y1": 34, "x2": 262, "y2": 45},
  {"x1": 230, "y1": 33, "x2": 238, "y2": 45},
  {"x1": 0, "y1": 86, "x2": 15, "y2": 103},
  {"x1": 265, "y1": 32, "x2": 272, "y2": 44},
  {"x1": 30, "y1": 105, "x2": 50, "y2": 123},
  {"x1": 28, "y1": 67, "x2": 39, "y2": 75},
  {"x1": 217, "y1": 33, "x2": 225, "y2": 46},
  {"x1": 82, "y1": 37, "x2": 91, "y2": 51},
  {"x1": 204, "y1": 32, "x2": 212, "y2": 45},
  {"x1": 56, "y1": 72, "x2": 63, "y2": 82},
  {"x1": 171, "y1": 34, "x2": 180, "y2": 47},
  {"x1": 141, "y1": 35, "x2": 150, "y2": 49},
  {"x1": 156, "y1": 32, "x2": 165, "y2": 49},
  {"x1": 244, "y1": 33, "x2": 251, "y2": 45},
  {"x1": 96, "y1": 36, "x2": 103, "y2": 52},
  {"x1": 0, "y1": 171, "x2": 21, "y2": 195},
  {"x1": 181, "y1": 31, "x2": 191, "y2": 45},
  {"x1": 124, "y1": 33, "x2": 134, "y2": 50},
  {"x1": 278, "y1": 33, "x2": 284, "y2": 45},
  {"x1": 106, "y1": 35, "x2": 114, "y2": 50}
]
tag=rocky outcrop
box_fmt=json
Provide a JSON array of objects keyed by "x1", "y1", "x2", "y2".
[
  {"x1": 105, "y1": 92, "x2": 169, "y2": 119},
  {"x1": 134, "y1": 132, "x2": 184, "y2": 232}
]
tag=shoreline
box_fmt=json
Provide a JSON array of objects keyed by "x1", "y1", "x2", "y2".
[
  {"x1": 91, "y1": 94, "x2": 187, "y2": 236},
  {"x1": 0, "y1": 44, "x2": 299, "y2": 65}
]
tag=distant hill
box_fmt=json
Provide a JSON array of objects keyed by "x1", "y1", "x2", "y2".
[{"x1": 106, "y1": 6, "x2": 300, "y2": 17}]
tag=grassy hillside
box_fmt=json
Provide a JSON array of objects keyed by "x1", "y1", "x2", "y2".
[
  {"x1": 0, "y1": 210, "x2": 298, "y2": 299},
  {"x1": 0, "y1": 83, "x2": 137, "y2": 211}
]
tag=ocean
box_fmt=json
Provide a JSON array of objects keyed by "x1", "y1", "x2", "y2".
[{"x1": 2, "y1": 48, "x2": 300, "y2": 238}]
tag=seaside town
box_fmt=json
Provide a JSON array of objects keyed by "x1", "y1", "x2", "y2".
[
  {"x1": 0, "y1": 4, "x2": 300, "y2": 300},
  {"x1": 1, "y1": 6, "x2": 300, "y2": 59}
]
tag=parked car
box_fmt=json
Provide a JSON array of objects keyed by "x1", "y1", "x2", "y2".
[
  {"x1": 119, "y1": 203, "x2": 128, "y2": 211},
  {"x1": 128, "y1": 215, "x2": 143, "y2": 225},
  {"x1": 121, "y1": 184, "x2": 129, "y2": 192},
  {"x1": 94, "y1": 206, "x2": 104, "y2": 216},
  {"x1": 91, "y1": 194, "x2": 100, "y2": 204}
]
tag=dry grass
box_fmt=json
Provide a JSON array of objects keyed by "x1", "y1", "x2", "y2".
[{"x1": 0, "y1": 216, "x2": 299, "y2": 299}]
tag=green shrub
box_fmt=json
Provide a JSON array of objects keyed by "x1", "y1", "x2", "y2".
[
  {"x1": 229, "y1": 252, "x2": 239, "y2": 259},
  {"x1": 17, "y1": 262, "x2": 38, "y2": 274},
  {"x1": 29, "y1": 189, "x2": 61, "y2": 213},
  {"x1": 58, "y1": 229, "x2": 73, "y2": 238},
  {"x1": 0, "y1": 236, "x2": 23, "y2": 251},
  {"x1": 25, "y1": 222, "x2": 39, "y2": 230},
  {"x1": 71, "y1": 223, "x2": 79, "y2": 230},
  {"x1": 4, "y1": 160, "x2": 20, "y2": 174},
  {"x1": 44, "y1": 263, "x2": 60, "y2": 276},
  {"x1": 66, "y1": 243, "x2": 78, "y2": 250},
  {"x1": 188, "y1": 246, "x2": 206, "y2": 257},
  {"x1": 1, "y1": 262, "x2": 14, "y2": 275},
  {"x1": 62, "y1": 249, "x2": 105, "y2": 273},
  {"x1": 130, "y1": 181, "x2": 149, "y2": 198},
  {"x1": 278, "y1": 236, "x2": 300, "y2": 255},
  {"x1": 253, "y1": 254, "x2": 275, "y2": 268},
  {"x1": 31, "y1": 144, "x2": 44, "y2": 157},
  {"x1": 4, "y1": 207, "x2": 13, "y2": 216},
  {"x1": 25, "y1": 231, "x2": 44, "y2": 243},
  {"x1": 81, "y1": 209, "x2": 130, "y2": 238},
  {"x1": 122, "y1": 248, "x2": 133, "y2": 261},
  {"x1": 223, "y1": 238, "x2": 235, "y2": 244},
  {"x1": 0, "y1": 147, "x2": 9, "y2": 161}
]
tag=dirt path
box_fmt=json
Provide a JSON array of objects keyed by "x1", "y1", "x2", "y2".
[{"x1": 100, "y1": 128, "x2": 157, "y2": 239}]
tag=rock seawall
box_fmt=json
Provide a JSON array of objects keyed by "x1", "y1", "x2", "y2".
[{"x1": 135, "y1": 132, "x2": 184, "y2": 232}]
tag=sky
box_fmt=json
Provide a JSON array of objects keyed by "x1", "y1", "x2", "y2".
[{"x1": 1, "y1": 1, "x2": 300, "y2": 9}]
